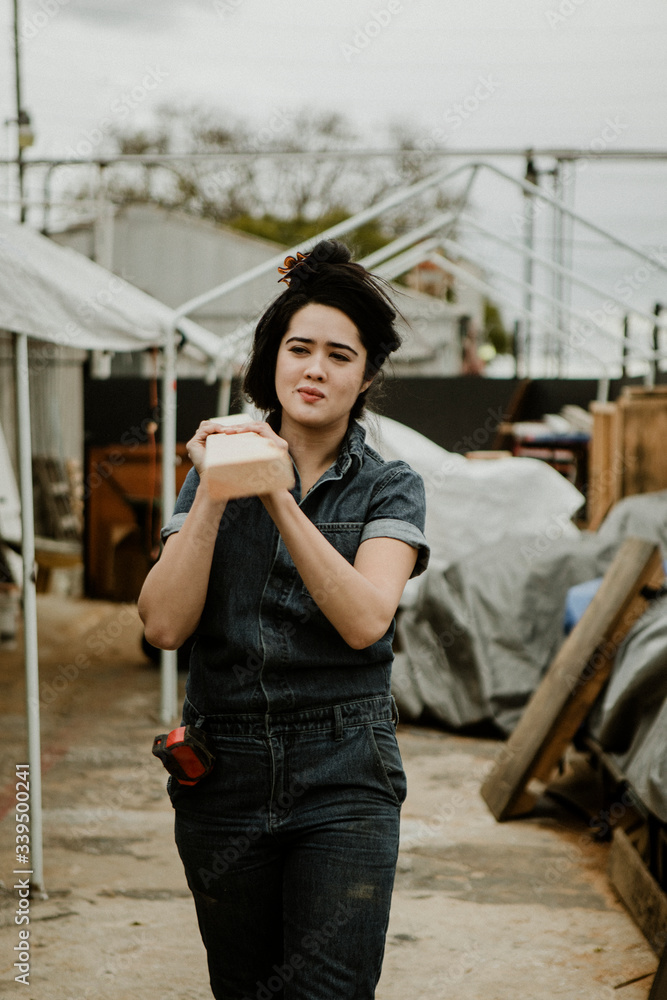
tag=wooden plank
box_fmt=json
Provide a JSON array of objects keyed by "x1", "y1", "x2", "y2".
[
  {"x1": 621, "y1": 396, "x2": 667, "y2": 497},
  {"x1": 648, "y1": 945, "x2": 667, "y2": 1000},
  {"x1": 609, "y1": 827, "x2": 667, "y2": 957},
  {"x1": 481, "y1": 537, "x2": 662, "y2": 821},
  {"x1": 622, "y1": 385, "x2": 667, "y2": 398},
  {"x1": 204, "y1": 430, "x2": 295, "y2": 501},
  {"x1": 587, "y1": 402, "x2": 619, "y2": 530}
]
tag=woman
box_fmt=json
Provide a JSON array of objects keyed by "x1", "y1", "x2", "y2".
[{"x1": 138, "y1": 239, "x2": 429, "y2": 1000}]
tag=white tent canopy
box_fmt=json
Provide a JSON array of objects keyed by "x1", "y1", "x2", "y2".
[
  {"x1": 0, "y1": 211, "x2": 229, "y2": 364},
  {"x1": 0, "y1": 209, "x2": 237, "y2": 896}
]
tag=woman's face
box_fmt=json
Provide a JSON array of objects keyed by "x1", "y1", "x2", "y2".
[{"x1": 274, "y1": 303, "x2": 372, "y2": 431}]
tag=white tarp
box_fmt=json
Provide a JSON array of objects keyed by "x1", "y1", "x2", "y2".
[
  {"x1": 0, "y1": 211, "x2": 228, "y2": 364},
  {"x1": 368, "y1": 416, "x2": 584, "y2": 574}
]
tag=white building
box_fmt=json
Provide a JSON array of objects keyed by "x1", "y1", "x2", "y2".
[{"x1": 51, "y1": 202, "x2": 465, "y2": 378}]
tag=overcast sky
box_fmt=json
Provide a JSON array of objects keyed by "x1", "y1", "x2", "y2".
[
  {"x1": 1, "y1": 0, "x2": 666, "y2": 374},
  {"x1": 2, "y1": 0, "x2": 666, "y2": 156}
]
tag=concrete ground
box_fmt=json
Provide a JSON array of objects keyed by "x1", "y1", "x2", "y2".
[{"x1": 0, "y1": 596, "x2": 659, "y2": 999}]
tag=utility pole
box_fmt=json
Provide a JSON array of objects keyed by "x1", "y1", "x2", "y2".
[
  {"x1": 12, "y1": 0, "x2": 34, "y2": 222},
  {"x1": 522, "y1": 151, "x2": 537, "y2": 373}
]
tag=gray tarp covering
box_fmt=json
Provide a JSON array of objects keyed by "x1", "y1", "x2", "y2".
[
  {"x1": 393, "y1": 490, "x2": 667, "y2": 820},
  {"x1": 590, "y1": 593, "x2": 667, "y2": 822}
]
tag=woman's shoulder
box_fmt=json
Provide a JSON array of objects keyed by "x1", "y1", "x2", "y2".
[{"x1": 360, "y1": 441, "x2": 425, "y2": 496}]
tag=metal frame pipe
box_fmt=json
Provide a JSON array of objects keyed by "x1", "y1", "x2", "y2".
[
  {"x1": 159, "y1": 321, "x2": 178, "y2": 725},
  {"x1": 460, "y1": 212, "x2": 667, "y2": 332},
  {"x1": 14, "y1": 331, "x2": 46, "y2": 894}
]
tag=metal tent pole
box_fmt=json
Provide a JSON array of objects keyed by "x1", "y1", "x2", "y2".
[
  {"x1": 159, "y1": 322, "x2": 178, "y2": 725},
  {"x1": 14, "y1": 331, "x2": 46, "y2": 895}
]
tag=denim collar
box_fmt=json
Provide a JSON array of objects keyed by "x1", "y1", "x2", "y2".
[{"x1": 336, "y1": 419, "x2": 366, "y2": 477}]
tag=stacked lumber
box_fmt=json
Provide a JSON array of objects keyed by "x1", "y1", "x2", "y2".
[{"x1": 589, "y1": 387, "x2": 667, "y2": 529}]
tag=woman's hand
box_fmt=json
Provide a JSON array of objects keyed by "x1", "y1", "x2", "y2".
[
  {"x1": 186, "y1": 420, "x2": 228, "y2": 478},
  {"x1": 188, "y1": 420, "x2": 290, "y2": 480},
  {"x1": 218, "y1": 420, "x2": 289, "y2": 453},
  {"x1": 216, "y1": 421, "x2": 293, "y2": 499}
]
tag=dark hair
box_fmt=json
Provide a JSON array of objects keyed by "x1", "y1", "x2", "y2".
[{"x1": 243, "y1": 239, "x2": 402, "y2": 421}]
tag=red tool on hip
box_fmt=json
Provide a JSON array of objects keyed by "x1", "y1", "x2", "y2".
[{"x1": 152, "y1": 725, "x2": 215, "y2": 786}]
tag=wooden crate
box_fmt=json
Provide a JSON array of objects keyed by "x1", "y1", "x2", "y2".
[
  {"x1": 86, "y1": 444, "x2": 191, "y2": 601},
  {"x1": 588, "y1": 389, "x2": 667, "y2": 529}
]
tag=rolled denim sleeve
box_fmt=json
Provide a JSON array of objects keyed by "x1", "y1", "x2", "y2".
[
  {"x1": 360, "y1": 463, "x2": 429, "y2": 578},
  {"x1": 160, "y1": 467, "x2": 200, "y2": 542}
]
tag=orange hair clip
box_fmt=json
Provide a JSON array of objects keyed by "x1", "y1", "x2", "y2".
[{"x1": 277, "y1": 250, "x2": 309, "y2": 285}]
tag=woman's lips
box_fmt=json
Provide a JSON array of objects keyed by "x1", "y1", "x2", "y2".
[{"x1": 297, "y1": 387, "x2": 325, "y2": 402}]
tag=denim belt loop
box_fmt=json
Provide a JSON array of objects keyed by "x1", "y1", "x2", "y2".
[
  {"x1": 333, "y1": 705, "x2": 343, "y2": 741},
  {"x1": 390, "y1": 695, "x2": 399, "y2": 726}
]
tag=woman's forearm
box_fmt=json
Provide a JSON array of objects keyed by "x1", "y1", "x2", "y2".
[
  {"x1": 262, "y1": 491, "x2": 415, "y2": 649},
  {"x1": 137, "y1": 477, "x2": 226, "y2": 649}
]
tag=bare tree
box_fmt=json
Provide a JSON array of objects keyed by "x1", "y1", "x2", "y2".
[{"x1": 66, "y1": 104, "x2": 456, "y2": 256}]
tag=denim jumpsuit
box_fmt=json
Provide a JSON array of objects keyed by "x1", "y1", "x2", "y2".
[{"x1": 161, "y1": 418, "x2": 429, "y2": 1000}]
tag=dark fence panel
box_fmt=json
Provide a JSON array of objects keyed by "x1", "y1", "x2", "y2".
[
  {"x1": 85, "y1": 373, "x2": 640, "y2": 455},
  {"x1": 380, "y1": 376, "x2": 637, "y2": 453}
]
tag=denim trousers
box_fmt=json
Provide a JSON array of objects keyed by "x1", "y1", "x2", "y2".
[{"x1": 168, "y1": 694, "x2": 407, "y2": 1000}]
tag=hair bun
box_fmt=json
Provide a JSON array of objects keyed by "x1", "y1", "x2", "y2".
[
  {"x1": 309, "y1": 239, "x2": 352, "y2": 266},
  {"x1": 277, "y1": 239, "x2": 352, "y2": 286}
]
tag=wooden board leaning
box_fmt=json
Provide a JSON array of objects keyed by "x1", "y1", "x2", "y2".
[{"x1": 481, "y1": 536, "x2": 664, "y2": 822}]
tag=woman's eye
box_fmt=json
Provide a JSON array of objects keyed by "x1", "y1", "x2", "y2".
[
  {"x1": 331, "y1": 353, "x2": 350, "y2": 362},
  {"x1": 289, "y1": 346, "x2": 308, "y2": 355}
]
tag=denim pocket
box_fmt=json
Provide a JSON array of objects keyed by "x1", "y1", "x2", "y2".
[{"x1": 367, "y1": 721, "x2": 407, "y2": 806}]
